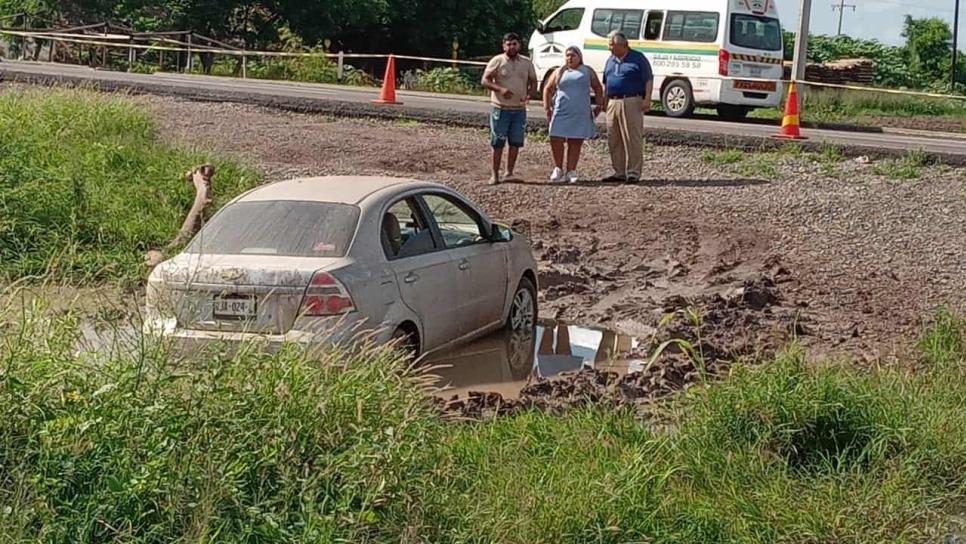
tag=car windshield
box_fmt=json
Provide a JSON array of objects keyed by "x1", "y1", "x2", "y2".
[
  {"x1": 186, "y1": 200, "x2": 359, "y2": 257},
  {"x1": 729, "y1": 14, "x2": 782, "y2": 51}
]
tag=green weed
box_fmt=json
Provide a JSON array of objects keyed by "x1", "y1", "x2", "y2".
[
  {"x1": 700, "y1": 148, "x2": 744, "y2": 166},
  {"x1": 872, "y1": 149, "x2": 932, "y2": 180},
  {"x1": 392, "y1": 118, "x2": 423, "y2": 128},
  {"x1": 0, "y1": 88, "x2": 261, "y2": 285},
  {"x1": 738, "y1": 154, "x2": 779, "y2": 179}
]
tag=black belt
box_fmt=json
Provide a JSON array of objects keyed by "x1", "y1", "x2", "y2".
[{"x1": 608, "y1": 93, "x2": 643, "y2": 99}]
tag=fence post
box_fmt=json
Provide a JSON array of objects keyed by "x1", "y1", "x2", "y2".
[
  {"x1": 242, "y1": 53, "x2": 248, "y2": 78},
  {"x1": 159, "y1": 47, "x2": 164, "y2": 71},
  {"x1": 337, "y1": 50, "x2": 344, "y2": 81},
  {"x1": 48, "y1": 39, "x2": 54, "y2": 62},
  {"x1": 127, "y1": 38, "x2": 134, "y2": 72},
  {"x1": 186, "y1": 33, "x2": 193, "y2": 72},
  {"x1": 452, "y1": 37, "x2": 459, "y2": 68}
]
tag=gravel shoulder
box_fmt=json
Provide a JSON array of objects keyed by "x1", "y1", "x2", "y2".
[{"x1": 148, "y1": 97, "x2": 966, "y2": 363}]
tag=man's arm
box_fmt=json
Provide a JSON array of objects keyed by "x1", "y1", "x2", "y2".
[
  {"x1": 640, "y1": 55, "x2": 654, "y2": 112},
  {"x1": 527, "y1": 62, "x2": 539, "y2": 99}
]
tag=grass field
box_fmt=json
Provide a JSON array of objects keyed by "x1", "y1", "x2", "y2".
[
  {"x1": 748, "y1": 87, "x2": 966, "y2": 130},
  {"x1": 0, "y1": 88, "x2": 260, "y2": 286},
  {"x1": 1, "y1": 295, "x2": 963, "y2": 543}
]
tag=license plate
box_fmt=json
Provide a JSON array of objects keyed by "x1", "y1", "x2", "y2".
[
  {"x1": 733, "y1": 79, "x2": 777, "y2": 92},
  {"x1": 213, "y1": 295, "x2": 256, "y2": 319},
  {"x1": 748, "y1": 65, "x2": 763, "y2": 78}
]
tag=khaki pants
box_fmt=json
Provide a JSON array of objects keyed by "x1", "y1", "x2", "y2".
[{"x1": 606, "y1": 96, "x2": 644, "y2": 177}]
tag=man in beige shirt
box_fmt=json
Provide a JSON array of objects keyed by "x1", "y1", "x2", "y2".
[{"x1": 482, "y1": 33, "x2": 538, "y2": 185}]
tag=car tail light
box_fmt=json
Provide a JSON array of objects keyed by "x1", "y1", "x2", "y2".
[
  {"x1": 719, "y1": 49, "x2": 730, "y2": 76},
  {"x1": 300, "y1": 271, "x2": 355, "y2": 316}
]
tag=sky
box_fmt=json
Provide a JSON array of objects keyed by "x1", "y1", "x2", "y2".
[{"x1": 775, "y1": 0, "x2": 965, "y2": 47}]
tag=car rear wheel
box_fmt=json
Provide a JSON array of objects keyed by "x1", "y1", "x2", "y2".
[
  {"x1": 507, "y1": 277, "x2": 537, "y2": 333},
  {"x1": 391, "y1": 326, "x2": 420, "y2": 357}
]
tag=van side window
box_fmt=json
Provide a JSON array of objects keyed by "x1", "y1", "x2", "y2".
[
  {"x1": 591, "y1": 9, "x2": 644, "y2": 39},
  {"x1": 643, "y1": 11, "x2": 665, "y2": 40},
  {"x1": 543, "y1": 8, "x2": 585, "y2": 33},
  {"x1": 663, "y1": 11, "x2": 720, "y2": 43}
]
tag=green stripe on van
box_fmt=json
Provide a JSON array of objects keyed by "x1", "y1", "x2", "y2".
[{"x1": 584, "y1": 42, "x2": 719, "y2": 56}]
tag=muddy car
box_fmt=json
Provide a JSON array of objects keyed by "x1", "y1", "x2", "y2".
[{"x1": 145, "y1": 176, "x2": 539, "y2": 355}]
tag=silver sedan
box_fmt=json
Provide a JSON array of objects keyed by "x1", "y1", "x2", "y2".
[{"x1": 145, "y1": 176, "x2": 539, "y2": 355}]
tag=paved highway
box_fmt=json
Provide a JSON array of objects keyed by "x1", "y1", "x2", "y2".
[{"x1": 3, "y1": 59, "x2": 965, "y2": 158}]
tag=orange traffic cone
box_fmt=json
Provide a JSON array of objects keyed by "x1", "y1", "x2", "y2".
[
  {"x1": 372, "y1": 55, "x2": 402, "y2": 105},
  {"x1": 771, "y1": 82, "x2": 807, "y2": 140}
]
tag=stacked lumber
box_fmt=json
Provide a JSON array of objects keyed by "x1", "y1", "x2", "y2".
[{"x1": 782, "y1": 58, "x2": 876, "y2": 86}]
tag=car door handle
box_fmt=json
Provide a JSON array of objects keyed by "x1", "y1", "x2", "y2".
[
  {"x1": 458, "y1": 259, "x2": 470, "y2": 271},
  {"x1": 404, "y1": 272, "x2": 420, "y2": 284}
]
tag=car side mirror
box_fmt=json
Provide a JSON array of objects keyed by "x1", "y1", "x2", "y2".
[
  {"x1": 537, "y1": 21, "x2": 546, "y2": 33},
  {"x1": 489, "y1": 223, "x2": 512, "y2": 243}
]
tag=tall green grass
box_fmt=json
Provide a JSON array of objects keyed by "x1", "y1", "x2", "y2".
[
  {"x1": 0, "y1": 88, "x2": 261, "y2": 285},
  {"x1": 750, "y1": 87, "x2": 966, "y2": 127},
  {"x1": 2, "y1": 293, "x2": 964, "y2": 543}
]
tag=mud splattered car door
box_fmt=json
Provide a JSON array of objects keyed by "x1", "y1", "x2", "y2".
[
  {"x1": 419, "y1": 193, "x2": 508, "y2": 338},
  {"x1": 382, "y1": 196, "x2": 461, "y2": 351}
]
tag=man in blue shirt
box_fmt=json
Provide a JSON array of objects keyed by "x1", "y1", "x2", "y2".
[{"x1": 601, "y1": 31, "x2": 654, "y2": 183}]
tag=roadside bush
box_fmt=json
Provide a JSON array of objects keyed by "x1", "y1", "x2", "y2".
[
  {"x1": 2, "y1": 295, "x2": 964, "y2": 542},
  {"x1": 402, "y1": 67, "x2": 485, "y2": 95},
  {"x1": 0, "y1": 297, "x2": 441, "y2": 542},
  {"x1": 0, "y1": 87, "x2": 261, "y2": 284}
]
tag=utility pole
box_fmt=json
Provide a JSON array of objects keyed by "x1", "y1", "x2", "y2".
[
  {"x1": 832, "y1": 0, "x2": 856, "y2": 36},
  {"x1": 792, "y1": 0, "x2": 812, "y2": 85},
  {"x1": 953, "y1": 0, "x2": 961, "y2": 88}
]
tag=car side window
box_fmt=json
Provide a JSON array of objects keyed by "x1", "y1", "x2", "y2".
[
  {"x1": 382, "y1": 198, "x2": 436, "y2": 259},
  {"x1": 421, "y1": 194, "x2": 486, "y2": 249}
]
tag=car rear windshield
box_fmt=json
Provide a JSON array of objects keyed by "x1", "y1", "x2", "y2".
[
  {"x1": 186, "y1": 200, "x2": 360, "y2": 257},
  {"x1": 730, "y1": 14, "x2": 782, "y2": 51}
]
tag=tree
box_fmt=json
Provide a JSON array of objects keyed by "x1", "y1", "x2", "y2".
[{"x1": 902, "y1": 15, "x2": 952, "y2": 85}]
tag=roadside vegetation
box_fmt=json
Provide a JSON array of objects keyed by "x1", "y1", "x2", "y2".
[
  {"x1": 700, "y1": 143, "x2": 850, "y2": 180},
  {"x1": 749, "y1": 88, "x2": 966, "y2": 131},
  {"x1": 2, "y1": 294, "x2": 964, "y2": 542},
  {"x1": 0, "y1": 87, "x2": 260, "y2": 286}
]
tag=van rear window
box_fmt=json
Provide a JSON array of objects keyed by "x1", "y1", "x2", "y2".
[
  {"x1": 730, "y1": 14, "x2": 782, "y2": 51},
  {"x1": 663, "y1": 11, "x2": 720, "y2": 43}
]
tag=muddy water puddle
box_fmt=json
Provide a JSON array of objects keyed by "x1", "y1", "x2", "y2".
[{"x1": 424, "y1": 320, "x2": 649, "y2": 399}]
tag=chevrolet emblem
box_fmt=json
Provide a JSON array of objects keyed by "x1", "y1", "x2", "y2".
[{"x1": 220, "y1": 268, "x2": 243, "y2": 282}]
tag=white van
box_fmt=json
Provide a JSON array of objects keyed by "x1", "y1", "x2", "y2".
[{"x1": 528, "y1": 0, "x2": 784, "y2": 120}]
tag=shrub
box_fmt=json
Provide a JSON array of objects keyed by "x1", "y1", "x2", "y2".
[{"x1": 0, "y1": 88, "x2": 260, "y2": 285}]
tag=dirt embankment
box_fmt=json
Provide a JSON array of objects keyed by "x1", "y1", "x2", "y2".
[{"x1": 145, "y1": 98, "x2": 966, "y2": 385}]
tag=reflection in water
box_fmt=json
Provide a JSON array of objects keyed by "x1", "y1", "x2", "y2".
[{"x1": 425, "y1": 321, "x2": 644, "y2": 398}]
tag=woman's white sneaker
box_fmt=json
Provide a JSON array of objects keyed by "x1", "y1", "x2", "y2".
[
  {"x1": 566, "y1": 171, "x2": 579, "y2": 183},
  {"x1": 549, "y1": 167, "x2": 565, "y2": 183}
]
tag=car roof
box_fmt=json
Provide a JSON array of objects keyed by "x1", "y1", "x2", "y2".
[{"x1": 236, "y1": 176, "x2": 446, "y2": 205}]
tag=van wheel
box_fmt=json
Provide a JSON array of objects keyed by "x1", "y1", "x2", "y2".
[
  {"x1": 662, "y1": 80, "x2": 695, "y2": 118},
  {"x1": 717, "y1": 104, "x2": 750, "y2": 122},
  {"x1": 507, "y1": 277, "x2": 537, "y2": 333}
]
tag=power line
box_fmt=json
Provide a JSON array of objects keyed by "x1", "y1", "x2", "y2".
[
  {"x1": 832, "y1": 0, "x2": 856, "y2": 35},
  {"x1": 857, "y1": 0, "x2": 954, "y2": 12}
]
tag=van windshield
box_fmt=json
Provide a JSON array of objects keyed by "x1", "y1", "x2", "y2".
[
  {"x1": 543, "y1": 8, "x2": 585, "y2": 33},
  {"x1": 730, "y1": 14, "x2": 782, "y2": 51}
]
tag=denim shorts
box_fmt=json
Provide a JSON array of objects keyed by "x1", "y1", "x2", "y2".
[{"x1": 489, "y1": 107, "x2": 526, "y2": 148}]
